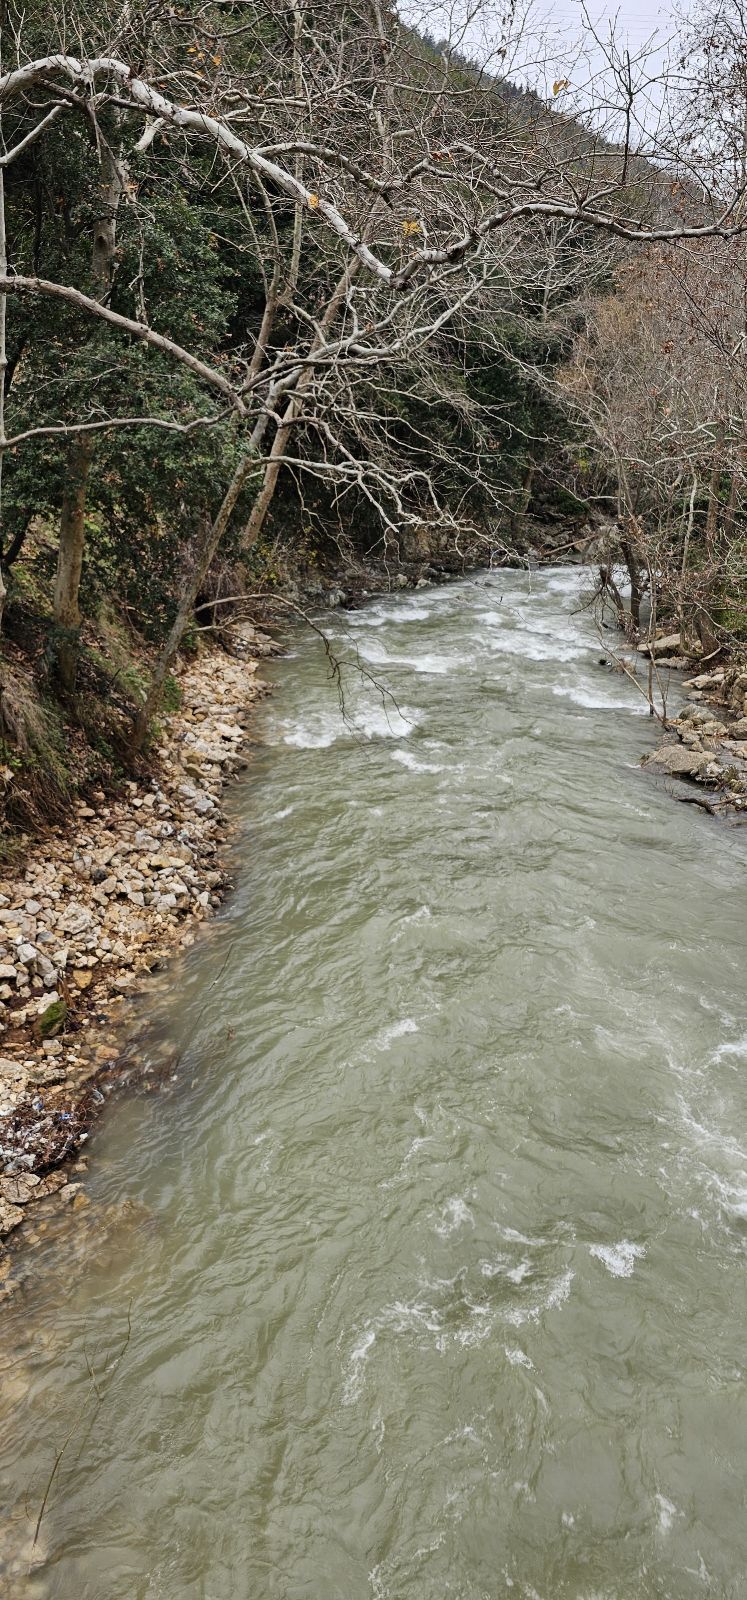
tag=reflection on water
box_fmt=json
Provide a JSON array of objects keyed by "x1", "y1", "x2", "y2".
[{"x1": 2, "y1": 568, "x2": 747, "y2": 1599}]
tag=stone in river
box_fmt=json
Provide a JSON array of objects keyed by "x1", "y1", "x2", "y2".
[
  {"x1": 0, "y1": 1198, "x2": 23, "y2": 1236},
  {"x1": 644, "y1": 745, "x2": 711, "y2": 778},
  {"x1": 0, "y1": 1173, "x2": 40, "y2": 1205}
]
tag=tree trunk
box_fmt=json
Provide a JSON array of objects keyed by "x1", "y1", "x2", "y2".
[
  {"x1": 620, "y1": 539, "x2": 642, "y2": 632},
  {"x1": 53, "y1": 432, "x2": 95, "y2": 691},
  {"x1": 0, "y1": 167, "x2": 7, "y2": 639},
  {"x1": 704, "y1": 416, "x2": 725, "y2": 560},
  {"x1": 238, "y1": 259, "x2": 361, "y2": 554},
  {"x1": 135, "y1": 253, "x2": 364, "y2": 745},
  {"x1": 52, "y1": 143, "x2": 122, "y2": 690},
  {"x1": 240, "y1": 397, "x2": 300, "y2": 551},
  {"x1": 695, "y1": 606, "x2": 720, "y2": 660},
  {"x1": 131, "y1": 416, "x2": 270, "y2": 746}
]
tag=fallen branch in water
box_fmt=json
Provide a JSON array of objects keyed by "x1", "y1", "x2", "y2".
[{"x1": 196, "y1": 589, "x2": 405, "y2": 737}]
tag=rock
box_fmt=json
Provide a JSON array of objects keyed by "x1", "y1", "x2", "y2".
[
  {"x1": 36, "y1": 1171, "x2": 69, "y2": 1199},
  {"x1": 37, "y1": 954, "x2": 58, "y2": 987},
  {"x1": 730, "y1": 718, "x2": 747, "y2": 737},
  {"x1": 16, "y1": 941, "x2": 38, "y2": 967},
  {"x1": 24, "y1": 899, "x2": 42, "y2": 915},
  {"x1": 58, "y1": 902, "x2": 95, "y2": 935},
  {"x1": 640, "y1": 632, "x2": 681, "y2": 657},
  {"x1": 26, "y1": 1062, "x2": 68, "y2": 1085},
  {"x1": 684, "y1": 671, "x2": 724, "y2": 690},
  {"x1": 644, "y1": 745, "x2": 711, "y2": 778},
  {"x1": 0, "y1": 1173, "x2": 40, "y2": 1204},
  {"x1": 0, "y1": 1198, "x2": 22, "y2": 1236},
  {"x1": 0, "y1": 963, "x2": 17, "y2": 980},
  {"x1": 72, "y1": 968, "x2": 93, "y2": 990}
]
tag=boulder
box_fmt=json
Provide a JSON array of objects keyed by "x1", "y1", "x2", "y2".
[
  {"x1": 640, "y1": 632, "x2": 681, "y2": 658},
  {"x1": 644, "y1": 745, "x2": 711, "y2": 778},
  {"x1": 0, "y1": 1198, "x2": 22, "y2": 1236},
  {"x1": 684, "y1": 670, "x2": 725, "y2": 689},
  {"x1": 0, "y1": 1174, "x2": 40, "y2": 1204}
]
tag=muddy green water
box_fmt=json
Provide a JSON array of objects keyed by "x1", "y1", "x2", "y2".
[{"x1": 3, "y1": 568, "x2": 747, "y2": 1600}]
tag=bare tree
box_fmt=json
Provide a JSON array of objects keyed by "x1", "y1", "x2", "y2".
[{"x1": 2, "y1": 0, "x2": 747, "y2": 738}]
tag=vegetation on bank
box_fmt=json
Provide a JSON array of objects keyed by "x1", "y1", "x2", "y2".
[{"x1": 0, "y1": 0, "x2": 746, "y2": 847}]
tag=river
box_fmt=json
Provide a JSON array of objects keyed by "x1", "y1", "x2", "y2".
[{"x1": 2, "y1": 567, "x2": 747, "y2": 1599}]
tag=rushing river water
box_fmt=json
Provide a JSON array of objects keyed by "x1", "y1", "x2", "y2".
[{"x1": 3, "y1": 568, "x2": 747, "y2": 1599}]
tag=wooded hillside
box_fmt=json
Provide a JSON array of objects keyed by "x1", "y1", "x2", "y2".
[{"x1": 0, "y1": 0, "x2": 745, "y2": 841}]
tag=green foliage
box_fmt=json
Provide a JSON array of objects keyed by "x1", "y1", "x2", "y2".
[
  {"x1": 161, "y1": 673, "x2": 183, "y2": 713},
  {"x1": 36, "y1": 998, "x2": 68, "y2": 1039}
]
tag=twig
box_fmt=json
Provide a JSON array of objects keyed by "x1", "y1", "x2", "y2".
[{"x1": 33, "y1": 1300, "x2": 133, "y2": 1546}]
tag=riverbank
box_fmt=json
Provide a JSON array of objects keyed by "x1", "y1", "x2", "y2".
[
  {"x1": 0, "y1": 623, "x2": 275, "y2": 1246},
  {"x1": 636, "y1": 638, "x2": 747, "y2": 817}
]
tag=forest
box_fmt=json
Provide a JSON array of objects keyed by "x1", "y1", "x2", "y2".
[{"x1": 0, "y1": 0, "x2": 744, "y2": 842}]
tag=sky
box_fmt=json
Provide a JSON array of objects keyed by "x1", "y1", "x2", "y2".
[
  {"x1": 507, "y1": 0, "x2": 690, "y2": 136},
  {"x1": 515, "y1": 0, "x2": 681, "y2": 87},
  {"x1": 401, "y1": 0, "x2": 695, "y2": 141},
  {"x1": 550, "y1": 0, "x2": 675, "y2": 56}
]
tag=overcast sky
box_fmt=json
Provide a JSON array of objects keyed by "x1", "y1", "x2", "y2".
[
  {"x1": 507, "y1": 0, "x2": 689, "y2": 130},
  {"x1": 551, "y1": 0, "x2": 674, "y2": 54},
  {"x1": 403, "y1": 0, "x2": 692, "y2": 132}
]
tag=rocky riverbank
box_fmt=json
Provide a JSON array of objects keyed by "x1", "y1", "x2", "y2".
[
  {"x1": 637, "y1": 634, "x2": 747, "y2": 817},
  {"x1": 0, "y1": 624, "x2": 274, "y2": 1246}
]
